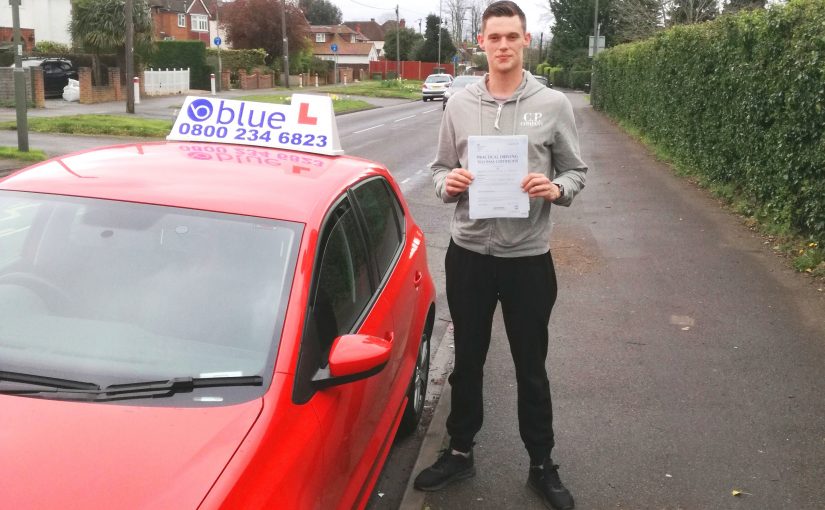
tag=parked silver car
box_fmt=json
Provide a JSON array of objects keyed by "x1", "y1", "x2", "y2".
[{"x1": 422, "y1": 73, "x2": 453, "y2": 102}]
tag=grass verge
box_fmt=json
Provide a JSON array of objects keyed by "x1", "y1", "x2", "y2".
[
  {"x1": 0, "y1": 115, "x2": 171, "y2": 138},
  {"x1": 321, "y1": 79, "x2": 423, "y2": 100},
  {"x1": 0, "y1": 146, "x2": 47, "y2": 162},
  {"x1": 613, "y1": 116, "x2": 825, "y2": 279},
  {"x1": 237, "y1": 94, "x2": 374, "y2": 114}
]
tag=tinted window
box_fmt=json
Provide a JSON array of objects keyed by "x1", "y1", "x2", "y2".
[
  {"x1": 312, "y1": 199, "x2": 372, "y2": 355},
  {"x1": 426, "y1": 75, "x2": 451, "y2": 83},
  {"x1": 352, "y1": 178, "x2": 402, "y2": 280}
]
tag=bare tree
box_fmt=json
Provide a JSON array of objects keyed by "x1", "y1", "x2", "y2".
[
  {"x1": 446, "y1": 0, "x2": 469, "y2": 44},
  {"x1": 610, "y1": 0, "x2": 662, "y2": 43}
]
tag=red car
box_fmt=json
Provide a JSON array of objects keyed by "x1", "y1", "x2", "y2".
[{"x1": 0, "y1": 97, "x2": 436, "y2": 509}]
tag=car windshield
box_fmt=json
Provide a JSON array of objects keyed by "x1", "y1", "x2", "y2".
[
  {"x1": 0, "y1": 191, "x2": 300, "y2": 401},
  {"x1": 450, "y1": 76, "x2": 482, "y2": 88},
  {"x1": 426, "y1": 75, "x2": 451, "y2": 83}
]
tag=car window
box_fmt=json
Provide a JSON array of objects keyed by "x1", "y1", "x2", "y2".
[
  {"x1": 426, "y1": 75, "x2": 451, "y2": 83},
  {"x1": 351, "y1": 177, "x2": 403, "y2": 280},
  {"x1": 312, "y1": 198, "x2": 372, "y2": 356}
]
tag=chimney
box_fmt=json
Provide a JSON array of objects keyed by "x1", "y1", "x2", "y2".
[
  {"x1": 356, "y1": 24, "x2": 361, "y2": 34},
  {"x1": 400, "y1": 18, "x2": 406, "y2": 28},
  {"x1": 370, "y1": 18, "x2": 375, "y2": 22}
]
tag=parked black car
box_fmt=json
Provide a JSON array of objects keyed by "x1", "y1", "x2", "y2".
[{"x1": 13, "y1": 58, "x2": 78, "y2": 98}]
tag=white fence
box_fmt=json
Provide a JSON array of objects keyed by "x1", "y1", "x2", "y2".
[{"x1": 144, "y1": 68, "x2": 190, "y2": 96}]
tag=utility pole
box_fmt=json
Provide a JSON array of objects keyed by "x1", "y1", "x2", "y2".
[
  {"x1": 591, "y1": 0, "x2": 599, "y2": 95},
  {"x1": 216, "y1": 0, "x2": 222, "y2": 92},
  {"x1": 10, "y1": 0, "x2": 28, "y2": 151},
  {"x1": 125, "y1": 0, "x2": 135, "y2": 113},
  {"x1": 437, "y1": 1, "x2": 442, "y2": 71},
  {"x1": 395, "y1": 5, "x2": 400, "y2": 80},
  {"x1": 282, "y1": 0, "x2": 289, "y2": 88}
]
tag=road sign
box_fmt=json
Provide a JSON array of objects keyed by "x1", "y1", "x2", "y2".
[
  {"x1": 214, "y1": 36, "x2": 222, "y2": 46},
  {"x1": 330, "y1": 43, "x2": 338, "y2": 53},
  {"x1": 452, "y1": 55, "x2": 459, "y2": 63}
]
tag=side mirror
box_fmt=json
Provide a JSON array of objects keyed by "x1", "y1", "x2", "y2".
[{"x1": 311, "y1": 334, "x2": 391, "y2": 389}]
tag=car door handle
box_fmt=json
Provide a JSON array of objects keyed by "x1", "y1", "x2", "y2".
[{"x1": 413, "y1": 271, "x2": 423, "y2": 288}]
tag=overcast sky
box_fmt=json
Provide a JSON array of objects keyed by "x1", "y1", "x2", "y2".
[{"x1": 334, "y1": 0, "x2": 553, "y2": 37}]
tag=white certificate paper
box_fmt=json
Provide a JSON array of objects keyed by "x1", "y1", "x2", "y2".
[{"x1": 468, "y1": 135, "x2": 529, "y2": 219}]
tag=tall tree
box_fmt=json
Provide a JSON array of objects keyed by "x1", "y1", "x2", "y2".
[
  {"x1": 416, "y1": 14, "x2": 457, "y2": 65},
  {"x1": 548, "y1": 0, "x2": 599, "y2": 68},
  {"x1": 299, "y1": 0, "x2": 342, "y2": 25},
  {"x1": 723, "y1": 0, "x2": 766, "y2": 14},
  {"x1": 667, "y1": 0, "x2": 719, "y2": 24},
  {"x1": 69, "y1": 0, "x2": 153, "y2": 84},
  {"x1": 607, "y1": 0, "x2": 661, "y2": 44},
  {"x1": 222, "y1": 0, "x2": 310, "y2": 67},
  {"x1": 446, "y1": 0, "x2": 469, "y2": 44},
  {"x1": 383, "y1": 27, "x2": 424, "y2": 61}
]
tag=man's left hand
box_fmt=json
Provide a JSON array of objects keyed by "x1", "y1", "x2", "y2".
[{"x1": 522, "y1": 173, "x2": 561, "y2": 201}]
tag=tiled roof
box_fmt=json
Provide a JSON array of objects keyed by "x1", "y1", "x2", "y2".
[
  {"x1": 313, "y1": 41, "x2": 376, "y2": 56},
  {"x1": 309, "y1": 24, "x2": 358, "y2": 35},
  {"x1": 343, "y1": 20, "x2": 385, "y2": 41}
]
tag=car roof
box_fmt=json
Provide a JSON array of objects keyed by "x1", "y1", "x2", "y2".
[{"x1": 0, "y1": 141, "x2": 388, "y2": 224}]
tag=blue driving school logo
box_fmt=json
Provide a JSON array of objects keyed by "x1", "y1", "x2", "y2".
[
  {"x1": 188, "y1": 99, "x2": 214, "y2": 122},
  {"x1": 168, "y1": 95, "x2": 344, "y2": 156}
]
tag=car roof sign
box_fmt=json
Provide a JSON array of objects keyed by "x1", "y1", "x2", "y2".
[{"x1": 167, "y1": 94, "x2": 344, "y2": 156}]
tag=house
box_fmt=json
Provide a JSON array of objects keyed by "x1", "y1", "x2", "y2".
[
  {"x1": 310, "y1": 25, "x2": 378, "y2": 79},
  {"x1": 343, "y1": 19, "x2": 385, "y2": 58},
  {"x1": 0, "y1": 0, "x2": 72, "y2": 49},
  {"x1": 149, "y1": 0, "x2": 216, "y2": 46}
]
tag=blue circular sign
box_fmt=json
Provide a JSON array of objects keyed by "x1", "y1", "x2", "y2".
[
  {"x1": 330, "y1": 43, "x2": 338, "y2": 53},
  {"x1": 214, "y1": 36, "x2": 222, "y2": 46}
]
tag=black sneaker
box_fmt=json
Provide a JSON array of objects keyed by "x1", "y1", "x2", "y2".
[
  {"x1": 527, "y1": 460, "x2": 575, "y2": 510},
  {"x1": 413, "y1": 449, "x2": 476, "y2": 491}
]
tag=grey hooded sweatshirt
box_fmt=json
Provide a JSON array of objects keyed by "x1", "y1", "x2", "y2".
[{"x1": 431, "y1": 72, "x2": 587, "y2": 258}]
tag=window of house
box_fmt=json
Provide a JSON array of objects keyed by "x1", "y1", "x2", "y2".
[
  {"x1": 177, "y1": 13, "x2": 186, "y2": 27},
  {"x1": 350, "y1": 35, "x2": 356, "y2": 43},
  {"x1": 316, "y1": 33, "x2": 326, "y2": 43},
  {"x1": 191, "y1": 14, "x2": 208, "y2": 32}
]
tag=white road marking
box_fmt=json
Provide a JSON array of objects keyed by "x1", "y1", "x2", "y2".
[
  {"x1": 353, "y1": 124, "x2": 385, "y2": 134},
  {"x1": 422, "y1": 108, "x2": 440, "y2": 113},
  {"x1": 393, "y1": 115, "x2": 416, "y2": 123}
]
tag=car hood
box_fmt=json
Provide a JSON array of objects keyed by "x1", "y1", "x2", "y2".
[{"x1": 0, "y1": 394, "x2": 263, "y2": 509}]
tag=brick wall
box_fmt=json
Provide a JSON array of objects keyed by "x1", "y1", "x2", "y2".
[
  {"x1": 238, "y1": 69, "x2": 274, "y2": 90},
  {"x1": 0, "y1": 28, "x2": 36, "y2": 52},
  {"x1": 0, "y1": 67, "x2": 44, "y2": 107},
  {"x1": 79, "y1": 67, "x2": 123, "y2": 104}
]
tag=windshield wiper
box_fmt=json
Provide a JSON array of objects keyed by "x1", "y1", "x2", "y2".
[
  {"x1": 0, "y1": 373, "x2": 262, "y2": 401},
  {"x1": 100, "y1": 375, "x2": 263, "y2": 400},
  {"x1": 0, "y1": 370, "x2": 100, "y2": 391}
]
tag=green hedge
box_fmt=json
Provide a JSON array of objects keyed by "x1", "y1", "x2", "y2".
[
  {"x1": 205, "y1": 48, "x2": 267, "y2": 73},
  {"x1": 148, "y1": 41, "x2": 211, "y2": 90},
  {"x1": 592, "y1": 0, "x2": 825, "y2": 242}
]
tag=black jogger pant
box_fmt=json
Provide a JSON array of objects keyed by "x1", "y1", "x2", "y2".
[{"x1": 445, "y1": 239, "x2": 558, "y2": 465}]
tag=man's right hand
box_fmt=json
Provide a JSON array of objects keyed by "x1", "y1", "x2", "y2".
[{"x1": 445, "y1": 168, "x2": 474, "y2": 197}]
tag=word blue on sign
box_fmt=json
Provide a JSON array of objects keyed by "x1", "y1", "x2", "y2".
[{"x1": 168, "y1": 95, "x2": 344, "y2": 156}]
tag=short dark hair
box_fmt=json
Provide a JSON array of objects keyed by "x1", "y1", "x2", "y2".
[{"x1": 481, "y1": 1, "x2": 527, "y2": 33}]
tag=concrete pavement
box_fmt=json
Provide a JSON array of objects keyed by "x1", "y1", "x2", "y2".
[{"x1": 411, "y1": 92, "x2": 825, "y2": 509}]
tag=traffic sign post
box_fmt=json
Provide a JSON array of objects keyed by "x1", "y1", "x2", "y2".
[
  {"x1": 214, "y1": 36, "x2": 222, "y2": 93},
  {"x1": 331, "y1": 44, "x2": 338, "y2": 85}
]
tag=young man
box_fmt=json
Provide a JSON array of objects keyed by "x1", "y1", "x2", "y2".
[{"x1": 412, "y1": 2, "x2": 587, "y2": 509}]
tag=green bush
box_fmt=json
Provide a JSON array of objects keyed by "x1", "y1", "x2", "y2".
[
  {"x1": 592, "y1": 0, "x2": 825, "y2": 243},
  {"x1": 206, "y1": 48, "x2": 267, "y2": 73},
  {"x1": 148, "y1": 41, "x2": 212, "y2": 90}
]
